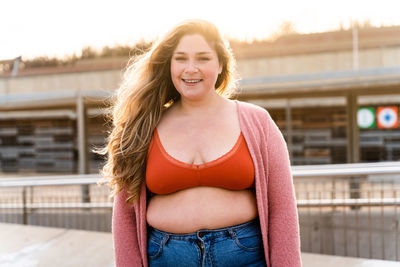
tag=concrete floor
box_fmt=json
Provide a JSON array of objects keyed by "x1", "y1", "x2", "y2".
[
  {"x1": 302, "y1": 253, "x2": 400, "y2": 267},
  {"x1": 1, "y1": 223, "x2": 400, "y2": 267},
  {"x1": 0, "y1": 223, "x2": 114, "y2": 267}
]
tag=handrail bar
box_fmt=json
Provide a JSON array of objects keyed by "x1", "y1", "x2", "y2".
[
  {"x1": 1, "y1": 199, "x2": 397, "y2": 209},
  {"x1": 0, "y1": 176, "x2": 102, "y2": 187},
  {"x1": 297, "y1": 198, "x2": 400, "y2": 207},
  {"x1": 292, "y1": 166, "x2": 400, "y2": 178},
  {"x1": 292, "y1": 161, "x2": 399, "y2": 170},
  {"x1": 292, "y1": 161, "x2": 400, "y2": 177},
  {"x1": 0, "y1": 162, "x2": 399, "y2": 187},
  {"x1": 0, "y1": 202, "x2": 113, "y2": 209}
]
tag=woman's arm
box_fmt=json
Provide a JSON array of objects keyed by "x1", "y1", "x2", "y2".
[
  {"x1": 266, "y1": 114, "x2": 302, "y2": 267},
  {"x1": 112, "y1": 189, "x2": 143, "y2": 267}
]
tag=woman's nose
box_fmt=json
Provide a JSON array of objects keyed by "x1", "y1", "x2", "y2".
[{"x1": 185, "y1": 60, "x2": 198, "y2": 72}]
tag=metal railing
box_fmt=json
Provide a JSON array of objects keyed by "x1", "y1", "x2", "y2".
[
  {"x1": 0, "y1": 174, "x2": 112, "y2": 232},
  {"x1": 293, "y1": 161, "x2": 400, "y2": 261},
  {"x1": 1, "y1": 161, "x2": 400, "y2": 260}
]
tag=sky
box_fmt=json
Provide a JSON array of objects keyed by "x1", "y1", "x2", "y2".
[{"x1": 1, "y1": 0, "x2": 400, "y2": 61}]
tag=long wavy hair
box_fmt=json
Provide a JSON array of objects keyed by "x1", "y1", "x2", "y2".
[{"x1": 100, "y1": 19, "x2": 238, "y2": 203}]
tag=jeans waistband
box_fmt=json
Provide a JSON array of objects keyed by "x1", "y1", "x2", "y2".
[{"x1": 149, "y1": 217, "x2": 260, "y2": 242}]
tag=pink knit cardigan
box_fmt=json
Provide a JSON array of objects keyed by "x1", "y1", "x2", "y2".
[{"x1": 112, "y1": 100, "x2": 302, "y2": 267}]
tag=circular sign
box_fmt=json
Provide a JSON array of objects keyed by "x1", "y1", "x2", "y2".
[
  {"x1": 357, "y1": 108, "x2": 375, "y2": 129},
  {"x1": 377, "y1": 107, "x2": 398, "y2": 129}
]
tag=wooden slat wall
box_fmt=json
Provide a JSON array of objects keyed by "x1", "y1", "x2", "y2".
[
  {"x1": 270, "y1": 107, "x2": 347, "y2": 165},
  {"x1": 0, "y1": 117, "x2": 109, "y2": 174}
]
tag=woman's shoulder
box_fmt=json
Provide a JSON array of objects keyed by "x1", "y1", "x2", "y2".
[{"x1": 234, "y1": 100, "x2": 270, "y2": 119}]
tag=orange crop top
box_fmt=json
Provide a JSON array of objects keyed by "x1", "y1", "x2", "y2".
[{"x1": 146, "y1": 129, "x2": 255, "y2": 195}]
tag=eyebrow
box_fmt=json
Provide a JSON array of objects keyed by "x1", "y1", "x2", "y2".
[{"x1": 173, "y1": 51, "x2": 213, "y2": 55}]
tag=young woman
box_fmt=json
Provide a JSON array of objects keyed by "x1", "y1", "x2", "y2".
[{"x1": 101, "y1": 19, "x2": 301, "y2": 267}]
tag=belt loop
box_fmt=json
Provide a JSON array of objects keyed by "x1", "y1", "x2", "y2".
[{"x1": 161, "y1": 233, "x2": 170, "y2": 246}]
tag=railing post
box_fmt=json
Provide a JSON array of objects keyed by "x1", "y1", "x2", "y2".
[
  {"x1": 22, "y1": 187, "x2": 27, "y2": 225},
  {"x1": 350, "y1": 177, "x2": 361, "y2": 210}
]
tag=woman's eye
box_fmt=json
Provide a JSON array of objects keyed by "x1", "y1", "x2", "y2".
[
  {"x1": 199, "y1": 57, "x2": 210, "y2": 61},
  {"x1": 174, "y1": 57, "x2": 186, "y2": 61}
]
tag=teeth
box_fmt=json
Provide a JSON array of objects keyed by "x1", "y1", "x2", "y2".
[{"x1": 183, "y1": 79, "x2": 201, "y2": 83}]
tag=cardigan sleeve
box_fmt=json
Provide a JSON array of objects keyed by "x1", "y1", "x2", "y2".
[
  {"x1": 266, "y1": 114, "x2": 302, "y2": 267},
  {"x1": 112, "y1": 189, "x2": 143, "y2": 267}
]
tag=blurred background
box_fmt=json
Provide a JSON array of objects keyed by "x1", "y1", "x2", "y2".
[{"x1": 1, "y1": 0, "x2": 400, "y2": 266}]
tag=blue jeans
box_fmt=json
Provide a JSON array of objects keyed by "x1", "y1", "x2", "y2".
[{"x1": 147, "y1": 218, "x2": 267, "y2": 267}]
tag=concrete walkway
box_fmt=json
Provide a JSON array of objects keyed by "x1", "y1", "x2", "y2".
[
  {"x1": 302, "y1": 252, "x2": 400, "y2": 267},
  {"x1": 0, "y1": 223, "x2": 114, "y2": 267},
  {"x1": 1, "y1": 223, "x2": 400, "y2": 267}
]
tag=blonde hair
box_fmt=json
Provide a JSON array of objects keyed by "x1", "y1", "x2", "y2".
[{"x1": 100, "y1": 19, "x2": 238, "y2": 203}]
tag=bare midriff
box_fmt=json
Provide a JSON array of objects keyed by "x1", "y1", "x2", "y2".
[{"x1": 146, "y1": 186, "x2": 258, "y2": 234}]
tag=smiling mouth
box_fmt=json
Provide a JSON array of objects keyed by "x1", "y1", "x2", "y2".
[{"x1": 182, "y1": 79, "x2": 202, "y2": 83}]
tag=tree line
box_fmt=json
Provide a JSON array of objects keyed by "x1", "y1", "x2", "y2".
[
  {"x1": 1, "y1": 40, "x2": 153, "y2": 72},
  {"x1": 1, "y1": 20, "x2": 380, "y2": 73}
]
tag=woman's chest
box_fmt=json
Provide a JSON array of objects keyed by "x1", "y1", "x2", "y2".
[{"x1": 156, "y1": 120, "x2": 240, "y2": 165}]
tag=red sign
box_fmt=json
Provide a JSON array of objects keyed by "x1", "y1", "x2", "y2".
[{"x1": 377, "y1": 106, "x2": 399, "y2": 129}]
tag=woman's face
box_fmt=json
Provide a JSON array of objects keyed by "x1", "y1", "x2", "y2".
[{"x1": 170, "y1": 34, "x2": 222, "y2": 101}]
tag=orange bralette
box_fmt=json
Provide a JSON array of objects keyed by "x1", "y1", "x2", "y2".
[{"x1": 146, "y1": 129, "x2": 255, "y2": 194}]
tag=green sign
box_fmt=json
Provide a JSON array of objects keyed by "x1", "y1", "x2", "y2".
[{"x1": 357, "y1": 107, "x2": 375, "y2": 129}]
